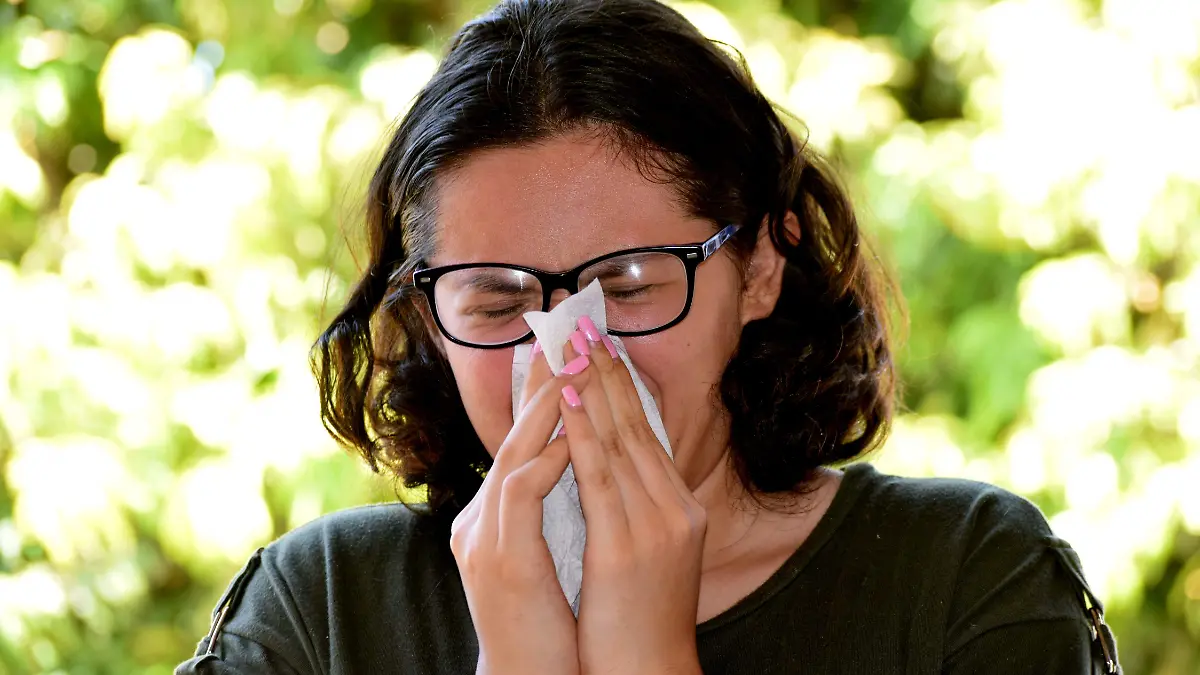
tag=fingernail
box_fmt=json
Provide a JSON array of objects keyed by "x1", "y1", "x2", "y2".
[
  {"x1": 569, "y1": 330, "x2": 589, "y2": 356},
  {"x1": 561, "y1": 354, "x2": 590, "y2": 375},
  {"x1": 556, "y1": 427, "x2": 567, "y2": 438},
  {"x1": 600, "y1": 335, "x2": 618, "y2": 359},
  {"x1": 578, "y1": 315, "x2": 601, "y2": 342},
  {"x1": 562, "y1": 385, "x2": 582, "y2": 408},
  {"x1": 531, "y1": 340, "x2": 542, "y2": 357}
]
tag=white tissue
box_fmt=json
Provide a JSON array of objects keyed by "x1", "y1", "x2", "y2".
[{"x1": 510, "y1": 279, "x2": 672, "y2": 614}]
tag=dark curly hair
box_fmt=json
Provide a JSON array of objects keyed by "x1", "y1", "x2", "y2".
[{"x1": 311, "y1": 0, "x2": 898, "y2": 516}]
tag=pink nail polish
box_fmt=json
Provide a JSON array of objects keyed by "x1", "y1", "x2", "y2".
[
  {"x1": 531, "y1": 340, "x2": 542, "y2": 357},
  {"x1": 569, "y1": 330, "x2": 589, "y2": 356},
  {"x1": 600, "y1": 335, "x2": 618, "y2": 359},
  {"x1": 562, "y1": 385, "x2": 582, "y2": 408},
  {"x1": 561, "y1": 354, "x2": 590, "y2": 375},
  {"x1": 578, "y1": 315, "x2": 601, "y2": 342}
]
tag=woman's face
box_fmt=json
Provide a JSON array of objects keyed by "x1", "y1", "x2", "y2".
[{"x1": 425, "y1": 131, "x2": 780, "y2": 483}]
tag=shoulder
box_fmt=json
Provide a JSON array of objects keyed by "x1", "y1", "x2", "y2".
[
  {"x1": 842, "y1": 464, "x2": 1094, "y2": 660},
  {"x1": 184, "y1": 502, "x2": 461, "y2": 670},
  {"x1": 264, "y1": 501, "x2": 452, "y2": 575},
  {"x1": 845, "y1": 462, "x2": 1054, "y2": 548},
  {"x1": 251, "y1": 501, "x2": 459, "y2": 624}
]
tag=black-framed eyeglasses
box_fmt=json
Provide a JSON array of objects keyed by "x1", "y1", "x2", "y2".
[{"x1": 412, "y1": 223, "x2": 742, "y2": 349}]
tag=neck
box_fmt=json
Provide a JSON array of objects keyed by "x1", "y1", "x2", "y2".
[
  {"x1": 675, "y1": 420, "x2": 768, "y2": 566},
  {"x1": 676, "y1": 419, "x2": 834, "y2": 571}
]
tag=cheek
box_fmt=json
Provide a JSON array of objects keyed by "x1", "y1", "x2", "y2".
[
  {"x1": 623, "y1": 286, "x2": 743, "y2": 407},
  {"x1": 444, "y1": 346, "x2": 515, "y2": 457}
]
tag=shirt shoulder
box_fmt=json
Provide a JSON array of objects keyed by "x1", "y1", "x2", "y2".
[
  {"x1": 265, "y1": 501, "x2": 452, "y2": 579},
  {"x1": 847, "y1": 463, "x2": 1056, "y2": 552},
  {"x1": 844, "y1": 464, "x2": 1096, "y2": 666},
  {"x1": 178, "y1": 502, "x2": 473, "y2": 675}
]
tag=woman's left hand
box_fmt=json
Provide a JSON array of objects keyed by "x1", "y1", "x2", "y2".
[{"x1": 558, "y1": 317, "x2": 707, "y2": 675}]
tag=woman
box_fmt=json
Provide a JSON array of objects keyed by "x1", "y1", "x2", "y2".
[{"x1": 177, "y1": 0, "x2": 1120, "y2": 673}]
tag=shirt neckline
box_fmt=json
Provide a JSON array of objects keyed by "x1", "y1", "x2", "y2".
[{"x1": 695, "y1": 462, "x2": 876, "y2": 635}]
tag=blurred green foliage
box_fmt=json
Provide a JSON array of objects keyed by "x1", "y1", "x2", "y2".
[{"x1": 1, "y1": 0, "x2": 1199, "y2": 672}]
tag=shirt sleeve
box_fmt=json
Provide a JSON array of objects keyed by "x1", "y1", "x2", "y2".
[
  {"x1": 175, "y1": 632, "x2": 304, "y2": 675},
  {"x1": 941, "y1": 488, "x2": 1109, "y2": 675},
  {"x1": 174, "y1": 547, "x2": 320, "y2": 675}
]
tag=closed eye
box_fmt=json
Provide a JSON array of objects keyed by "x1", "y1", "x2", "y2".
[
  {"x1": 476, "y1": 304, "x2": 525, "y2": 319},
  {"x1": 605, "y1": 285, "x2": 653, "y2": 299}
]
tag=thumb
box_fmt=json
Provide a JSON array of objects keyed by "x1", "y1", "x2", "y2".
[{"x1": 517, "y1": 340, "x2": 554, "y2": 417}]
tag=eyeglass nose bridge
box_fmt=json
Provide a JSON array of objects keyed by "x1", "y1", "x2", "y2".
[{"x1": 534, "y1": 268, "x2": 588, "y2": 311}]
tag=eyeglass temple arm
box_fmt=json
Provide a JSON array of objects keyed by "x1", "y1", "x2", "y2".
[{"x1": 701, "y1": 223, "x2": 742, "y2": 260}]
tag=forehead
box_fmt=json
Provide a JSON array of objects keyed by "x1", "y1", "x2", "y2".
[{"x1": 428, "y1": 131, "x2": 710, "y2": 270}]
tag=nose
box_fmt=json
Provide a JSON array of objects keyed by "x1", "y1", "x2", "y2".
[{"x1": 546, "y1": 288, "x2": 573, "y2": 312}]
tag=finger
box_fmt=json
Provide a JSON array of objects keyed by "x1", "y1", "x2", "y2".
[
  {"x1": 485, "y1": 368, "x2": 592, "y2": 531},
  {"x1": 517, "y1": 339, "x2": 553, "y2": 415},
  {"x1": 580, "y1": 329, "x2": 686, "y2": 506},
  {"x1": 498, "y1": 366, "x2": 593, "y2": 473},
  {"x1": 589, "y1": 342, "x2": 683, "y2": 508},
  {"x1": 604, "y1": 339, "x2": 692, "y2": 500},
  {"x1": 654, "y1": 443, "x2": 695, "y2": 504},
  {"x1": 562, "y1": 328, "x2": 590, "y2": 367},
  {"x1": 586, "y1": 329, "x2": 664, "y2": 456},
  {"x1": 599, "y1": 338, "x2": 657, "y2": 439},
  {"x1": 497, "y1": 437, "x2": 571, "y2": 548},
  {"x1": 575, "y1": 341, "x2": 656, "y2": 506},
  {"x1": 560, "y1": 384, "x2": 643, "y2": 537}
]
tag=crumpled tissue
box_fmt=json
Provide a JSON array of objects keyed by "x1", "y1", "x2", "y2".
[{"x1": 510, "y1": 279, "x2": 673, "y2": 614}]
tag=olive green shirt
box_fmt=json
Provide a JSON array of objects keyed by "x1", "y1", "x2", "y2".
[{"x1": 176, "y1": 463, "x2": 1120, "y2": 674}]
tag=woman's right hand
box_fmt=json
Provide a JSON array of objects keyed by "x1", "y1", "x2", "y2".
[{"x1": 449, "y1": 342, "x2": 590, "y2": 675}]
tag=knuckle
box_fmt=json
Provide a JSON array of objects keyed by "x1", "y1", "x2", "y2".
[
  {"x1": 665, "y1": 511, "x2": 693, "y2": 540},
  {"x1": 611, "y1": 363, "x2": 637, "y2": 389},
  {"x1": 588, "y1": 465, "x2": 616, "y2": 492},
  {"x1": 599, "y1": 434, "x2": 624, "y2": 458},
  {"x1": 686, "y1": 503, "x2": 708, "y2": 533},
  {"x1": 591, "y1": 347, "x2": 615, "y2": 372},
  {"x1": 450, "y1": 532, "x2": 477, "y2": 566},
  {"x1": 501, "y1": 469, "x2": 532, "y2": 495},
  {"x1": 529, "y1": 377, "x2": 564, "y2": 409},
  {"x1": 449, "y1": 512, "x2": 473, "y2": 545},
  {"x1": 663, "y1": 504, "x2": 705, "y2": 541},
  {"x1": 527, "y1": 381, "x2": 551, "y2": 405},
  {"x1": 618, "y1": 419, "x2": 651, "y2": 444},
  {"x1": 616, "y1": 364, "x2": 636, "y2": 385},
  {"x1": 490, "y1": 446, "x2": 516, "y2": 470}
]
